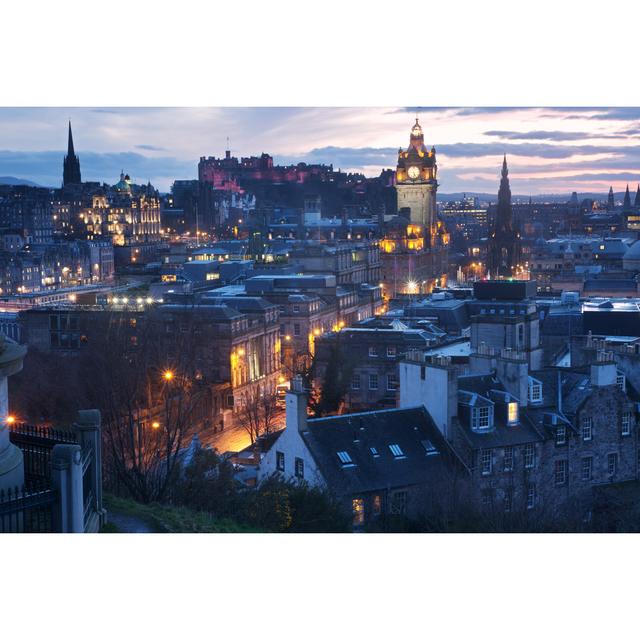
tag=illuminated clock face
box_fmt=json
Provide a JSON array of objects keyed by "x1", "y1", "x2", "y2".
[{"x1": 407, "y1": 166, "x2": 420, "y2": 179}]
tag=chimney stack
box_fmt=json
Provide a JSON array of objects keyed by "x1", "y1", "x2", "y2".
[{"x1": 286, "y1": 375, "x2": 308, "y2": 433}]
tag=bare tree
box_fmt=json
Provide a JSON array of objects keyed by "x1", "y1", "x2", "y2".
[
  {"x1": 76, "y1": 309, "x2": 207, "y2": 503},
  {"x1": 238, "y1": 386, "x2": 279, "y2": 444}
]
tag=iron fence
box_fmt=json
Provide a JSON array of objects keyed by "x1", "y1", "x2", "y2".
[{"x1": 0, "y1": 480, "x2": 56, "y2": 533}]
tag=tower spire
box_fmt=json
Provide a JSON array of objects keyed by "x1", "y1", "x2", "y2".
[
  {"x1": 63, "y1": 120, "x2": 81, "y2": 187},
  {"x1": 635, "y1": 184, "x2": 640, "y2": 209},
  {"x1": 623, "y1": 184, "x2": 632, "y2": 211},
  {"x1": 67, "y1": 120, "x2": 75, "y2": 156}
]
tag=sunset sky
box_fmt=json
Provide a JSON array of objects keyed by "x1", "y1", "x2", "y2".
[{"x1": 1, "y1": 107, "x2": 639, "y2": 195}]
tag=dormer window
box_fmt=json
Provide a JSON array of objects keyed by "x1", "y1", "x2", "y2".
[
  {"x1": 528, "y1": 376, "x2": 543, "y2": 404},
  {"x1": 472, "y1": 405, "x2": 493, "y2": 431}
]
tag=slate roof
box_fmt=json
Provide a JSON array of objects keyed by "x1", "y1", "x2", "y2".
[
  {"x1": 301, "y1": 406, "x2": 466, "y2": 496},
  {"x1": 456, "y1": 373, "x2": 544, "y2": 448}
]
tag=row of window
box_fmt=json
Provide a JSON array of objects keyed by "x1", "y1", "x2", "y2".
[
  {"x1": 482, "y1": 485, "x2": 536, "y2": 511},
  {"x1": 368, "y1": 346, "x2": 397, "y2": 358},
  {"x1": 554, "y1": 453, "x2": 619, "y2": 484},
  {"x1": 352, "y1": 491, "x2": 406, "y2": 526},
  {"x1": 276, "y1": 451, "x2": 305, "y2": 478},
  {"x1": 573, "y1": 415, "x2": 633, "y2": 444},
  {"x1": 480, "y1": 443, "x2": 536, "y2": 475},
  {"x1": 351, "y1": 373, "x2": 398, "y2": 391}
]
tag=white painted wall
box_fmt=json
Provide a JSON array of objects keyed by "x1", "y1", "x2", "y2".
[
  {"x1": 258, "y1": 391, "x2": 325, "y2": 488},
  {"x1": 399, "y1": 360, "x2": 453, "y2": 438}
]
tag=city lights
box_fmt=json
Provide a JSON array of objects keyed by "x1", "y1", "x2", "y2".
[
  {"x1": 163, "y1": 370, "x2": 174, "y2": 381},
  {"x1": 6, "y1": 415, "x2": 16, "y2": 425},
  {"x1": 151, "y1": 421, "x2": 160, "y2": 429}
]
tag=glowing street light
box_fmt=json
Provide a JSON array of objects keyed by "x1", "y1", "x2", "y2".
[
  {"x1": 163, "y1": 370, "x2": 174, "y2": 382},
  {"x1": 151, "y1": 421, "x2": 160, "y2": 429},
  {"x1": 6, "y1": 415, "x2": 16, "y2": 425}
]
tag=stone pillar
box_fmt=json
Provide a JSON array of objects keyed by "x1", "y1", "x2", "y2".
[
  {"x1": 0, "y1": 339, "x2": 27, "y2": 493},
  {"x1": 74, "y1": 409, "x2": 106, "y2": 530},
  {"x1": 51, "y1": 444, "x2": 84, "y2": 533}
]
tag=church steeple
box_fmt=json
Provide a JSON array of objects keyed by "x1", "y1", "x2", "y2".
[
  {"x1": 635, "y1": 185, "x2": 640, "y2": 209},
  {"x1": 63, "y1": 120, "x2": 82, "y2": 187},
  {"x1": 67, "y1": 121, "x2": 75, "y2": 157},
  {"x1": 607, "y1": 186, "x2": 615, "y2": 211},
  {"x1": 623, "y1": 184, "x2": 632, "y2": 211}
]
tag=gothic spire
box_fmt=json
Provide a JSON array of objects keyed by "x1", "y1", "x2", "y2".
[
  {"x1": 63, "y1": 120, "x2": 82, "y2": 186},
  {"x1": 607, "y1": 186, "x2": 615, "y2": 211},
  {"x1": 635, "y1": 185, "x2": 640, "y2": 208},
  {"x1": 623, "y1": 184, "x2": 632, "y2": 211},
  {"x1": 67, "y1": 120, "x2": 75, "y2": 157}
]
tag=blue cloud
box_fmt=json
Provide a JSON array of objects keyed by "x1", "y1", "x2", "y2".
[{"x1": 0, "y1": 150, "x2": 195, "y2": 190}]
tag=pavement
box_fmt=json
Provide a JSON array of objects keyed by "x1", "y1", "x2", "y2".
[{"x1": 198, "y1": 408, "x2": 286, "y2": 454}]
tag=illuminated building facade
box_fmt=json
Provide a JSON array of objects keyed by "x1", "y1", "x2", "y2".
[{"x1": 379, "y1": 120, "x2": 449, "y2": 295}]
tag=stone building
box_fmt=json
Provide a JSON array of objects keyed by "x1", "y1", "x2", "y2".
[
  {"x1": 313, "y1": 319, "x2": 444, "y2": 412},
  {"x1": 399, "y1": 340, "x2": 640, "y2": 526}
]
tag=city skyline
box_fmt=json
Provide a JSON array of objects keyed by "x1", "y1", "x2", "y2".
[{"x1": 1, "y1": 107, "x2": 640, "y2": 194}]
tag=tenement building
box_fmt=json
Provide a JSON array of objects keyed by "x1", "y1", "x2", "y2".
[{"x1": 399, "y1": 299, "x2": 640, "y2": 528}]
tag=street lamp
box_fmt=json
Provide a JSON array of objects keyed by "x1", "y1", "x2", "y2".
[
  {"x1": 163, "y1": 370, "x2": 174, "y2": 382},
  {"x1": 6, "y1": 415, "x2": 15, "y2": 425},
  {"x1": 151, "y1": 421, "x2": 160, "y2": 429}
]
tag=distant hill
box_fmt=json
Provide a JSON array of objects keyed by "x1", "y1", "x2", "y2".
[
  {"x1": 439, "y1": 191, "x2": 624, "y2": 204},
  {"x1": 0, "y1": 176, "x2": 42, "y2": 187}
]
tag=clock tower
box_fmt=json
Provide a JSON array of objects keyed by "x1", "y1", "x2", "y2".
[{"x1": 395, "y1": 119, "x2": 438, "y2": 241}]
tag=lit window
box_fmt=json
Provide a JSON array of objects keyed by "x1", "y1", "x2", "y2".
[
  {"x1": 622, "y1": 412, "x2": 632, "y2": 436},
  {"x1": 370, "y1": 447, "x2": 379, "y2": 457},
  {"x1": 554, "y1": 459, "x2": 567, "y2": 485},
  {"x1": 337, "y1": 450, "x2": 353, "y2": 465},
  {"x1": 507, "y1": 402, "x2": 518, "y2": 425},
  {"x1": 480, "y1": 449, "x2": 492, "y2": 475},
  {"x1": 581, "y1": 457, "x2": 593, "y2": 481},
  {"x1": 582, "y1": 417, "x2": 593, "y2": 441},
  {"x1": 386, "y1": 346, "x2": 397, "y2": 358},
  {"x1": 389, "y1": 444, "x2": 405, "y2": 458},
  {"x1": 352, "y1": 498, "x2": 365, "y2": 526},
  {"x1": 372, "y1": 494, "x2": 382, "y2": 516}
]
